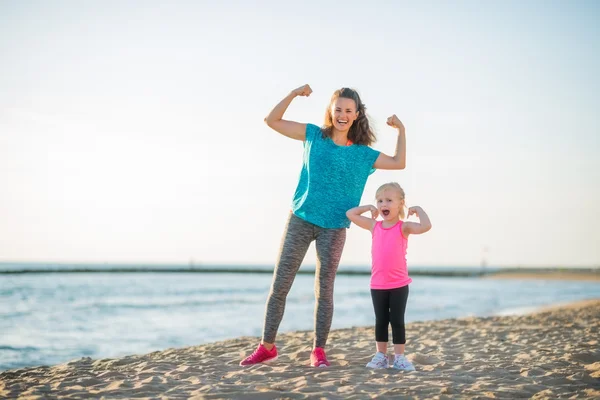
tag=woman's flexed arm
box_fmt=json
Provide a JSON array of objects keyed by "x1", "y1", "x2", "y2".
[
  {"x1": 264, "y1": 84, "x2": 312, "y2": 141},
  {"x1": 373, "y1": 114, "x2": 406, "y2": 170}
]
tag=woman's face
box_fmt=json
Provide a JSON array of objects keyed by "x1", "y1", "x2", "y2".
[{"x1": 330, "y1": 97, "x2": 358, "y2": 133}]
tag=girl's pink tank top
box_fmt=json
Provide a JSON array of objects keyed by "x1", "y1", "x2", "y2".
[{"x1": 371, "y1": 220, "x2": 412, "y2": 289}]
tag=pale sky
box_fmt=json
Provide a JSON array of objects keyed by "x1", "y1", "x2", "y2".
[{"x1": 1, "y1": 0, "x2": 598, "y2": 268}]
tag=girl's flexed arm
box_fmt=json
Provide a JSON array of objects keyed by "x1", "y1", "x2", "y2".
[
  {"x1": 373, "y1": 114, "x2": 406, "y2": 170},
  {"x1": 402, "y1": 206, "x2": 432, "y2": 236},
  {"x1": 264, "y1": 84, "x2": 312, "y2": 141},
  {"x1": 346, "y1": 205, "x2": 378, "y2": 232}
]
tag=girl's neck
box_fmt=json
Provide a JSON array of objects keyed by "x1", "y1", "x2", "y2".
[{"x1": 381, "y1": 218, "x2": 400, "y2": 228}]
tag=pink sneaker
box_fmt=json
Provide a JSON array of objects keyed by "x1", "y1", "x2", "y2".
[
  {"x1": 310, "y1": 347, "x2": 330, "y2": 367},
  {"x1": 239, "y1": 343, "x2": 278, "y2": 366}
]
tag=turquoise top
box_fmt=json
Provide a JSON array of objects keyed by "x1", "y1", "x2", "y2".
[{"x1": 292, "y1": 123, "x2": 380, "y2": 228}]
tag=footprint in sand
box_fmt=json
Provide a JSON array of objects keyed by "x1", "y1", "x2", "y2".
[{"x1": 411, "y1": 353, "x2": 441, "y2": 365}]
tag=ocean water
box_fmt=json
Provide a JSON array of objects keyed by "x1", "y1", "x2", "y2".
[{"x1": 1, "y1": 269, "x2": 599, "y2": 371}]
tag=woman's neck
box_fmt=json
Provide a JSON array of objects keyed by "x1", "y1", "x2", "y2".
[{"x1": 331, "y1": 128, "x2": 349, "y2": 146}]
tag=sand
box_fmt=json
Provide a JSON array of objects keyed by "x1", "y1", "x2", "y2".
[{"x1": 1, "y1": 300, "x2": 599, "y2": 399}]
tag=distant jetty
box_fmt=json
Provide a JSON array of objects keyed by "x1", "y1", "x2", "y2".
[
  {"x1": 0, "y1": 265, "x2": 476, "y2": 277},
  {"x1": 0, "y1": 263, "x2": 598, "y2": 279}
]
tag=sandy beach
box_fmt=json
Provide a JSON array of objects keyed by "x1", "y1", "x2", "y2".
[
  {"x1": 486, "y1": 270, "x2": 600, "y2": 282},
  {"x1": 1, "y1": 300, "x2": 599, "y2": 399}
]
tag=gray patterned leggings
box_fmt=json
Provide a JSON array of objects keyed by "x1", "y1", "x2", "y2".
[{"x1": 262, "y1": 213, "x2": 346, "y2": 348}]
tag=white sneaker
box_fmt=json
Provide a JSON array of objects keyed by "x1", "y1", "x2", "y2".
[
  {"x1": 366, "y1": 352, "x2": 389, "y2": 369},
  {"x1": 392, "y1": 354, "x2": 415, "y2": 371}
]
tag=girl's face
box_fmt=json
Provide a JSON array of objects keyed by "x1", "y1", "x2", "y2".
[
  {"x1": 376, "y1": 189, "x2": 404, "y2": 221},
  {"x1": 330, "y1": 97, "x2": 358, "y2": 133}
]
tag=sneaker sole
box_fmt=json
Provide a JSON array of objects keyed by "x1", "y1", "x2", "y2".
[
  {"x1": 310, "y1": 362, "x2": 330, "y2": 368},
  {"x1": 263, "y1": 355, "x2": 278, "y2": 364},
  {"x1": 240, "y1": 355, "x2": 278, "y2": 366},
  {"x1": 366, "y1": 364, "x2": 389, "y2": 369}
]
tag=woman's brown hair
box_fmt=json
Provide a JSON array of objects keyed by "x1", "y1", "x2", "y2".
[{"x1": 322, "y1": 87, "x2": 376, "y2": 146}]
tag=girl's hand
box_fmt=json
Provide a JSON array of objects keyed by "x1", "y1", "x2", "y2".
[
  {"x1": 292, "y1": 84, "x2": 313, "y2": 97},
  {"x1": 407, "y1": 206, "x2": 419, "y2": 218},
  {"x1": 369, "y1": 205, "x2": 379, "y2": 220},
  {"x1": 386, "y1": 114, "x2": 405, "y2": 131}
]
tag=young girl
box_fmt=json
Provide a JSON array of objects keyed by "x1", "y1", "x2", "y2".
[
  {"x1": 346, "y1": 182, "x2": 431, "y2": 371},
  {"x1": 240, "y1": 85, "x2": 408, "y2": 367}
]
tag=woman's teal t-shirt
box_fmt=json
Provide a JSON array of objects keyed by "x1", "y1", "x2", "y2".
[{"x1": 291, "y1": 123, "x2": 380, "y2": 229}]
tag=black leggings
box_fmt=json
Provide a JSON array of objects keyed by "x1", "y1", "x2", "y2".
[{"x1": 370, "y1": 285, "x2": 409, "y2": 344}]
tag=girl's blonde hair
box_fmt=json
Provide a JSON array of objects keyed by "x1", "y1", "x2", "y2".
[{"x1": 375, "y1": 182, "x2": 406, "y2": 219}]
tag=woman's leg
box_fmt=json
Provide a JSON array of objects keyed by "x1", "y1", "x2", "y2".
[
  {"x1": 262, "y1": 214, "x2": 314, "y2": 344},
  {"x1": 389, "y1": 285, "x2": 410, "y2": 354},
  {"x1": 313, "y1": 227, "x2": 346, "y2": 348}
]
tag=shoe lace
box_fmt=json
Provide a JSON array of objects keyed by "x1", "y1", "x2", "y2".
[
  {"x1": 249, "y1": 346, "x2": 266, "y2": 360},
  {"x1": 314, "y1": 348, "x2": 326, "y2": 360},
  {"x1": 395, "y1": 357, "x2": 409, "y2": 366}
]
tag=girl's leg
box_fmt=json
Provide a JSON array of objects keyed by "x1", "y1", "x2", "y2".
[
  {"x1": 313, "y1": 227, "x2": 346, "y2": 348},
  {"x1": 389, "y1": 285, "x2": 410, "y2": 354},
  {"x1": 262, "y1": 214, "x2": 314, "y2": 345},
  {"x1": 371, "y1": 289, "x2": 391, "y2": 354}
]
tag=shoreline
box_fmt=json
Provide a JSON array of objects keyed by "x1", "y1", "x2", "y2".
[
  {"x1": 485, "y1": 271, "x2": 600, "y2": 281},
  {"x1": 2, "y1": 299, "x2": 599, "y2": 399}
]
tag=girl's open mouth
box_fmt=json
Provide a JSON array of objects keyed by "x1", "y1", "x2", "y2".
[{"x1": 382, "y1": 210, "x2": 390, "y2": 216}]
